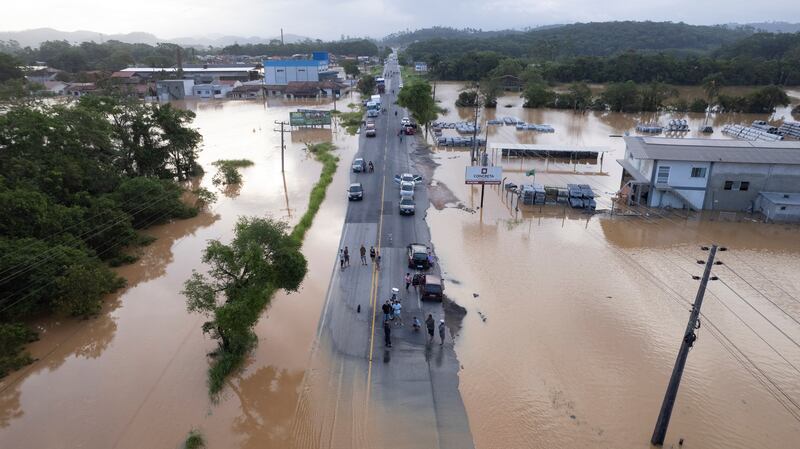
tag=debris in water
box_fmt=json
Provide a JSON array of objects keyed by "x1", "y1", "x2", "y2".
[
  {"x1": 357, "y1": 304, "x2": 361, "y2": 313},
  {"x1": 570, "y1": 415, "x2": 576, "y2": 420},
  {"x1": 478, "y1": 311, "x2": 487, "y2": 322},
  {"x1": 473, "y1": 293, "x2": 479, "y2": 298}
]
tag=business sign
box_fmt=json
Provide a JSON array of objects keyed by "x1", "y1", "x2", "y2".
[
  {"x1": 289, "y1": 110, "x2": 332, "y2": 127},
  {"x1": 465, "y1": 166, "x2": 502, "y2": 185}
]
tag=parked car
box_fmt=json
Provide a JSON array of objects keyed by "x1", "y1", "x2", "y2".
[
  {"x1": 420, "y1": 275, "x2": 444, "y2": 301},
  {"x1": 394, "y1": 173, "x2": 423, "y2": 184},
  {"x1": 352, "y1": 158, "x2": 366, "y2": 172},
  {"x1": 399, "y1": 181, "x2": 414, "y2": 200},
  {"x1": 348, "y1": 182, "x2": 363, "y2": 200},
  {"x1": 399, "y1": 197, "x2": 415, "y2": 215},
  {"x1": 407, "y1": 243, "x2": 430, "y2": 269},
  {"x1": 401, "y1": 117, "x2": 411, "y2": 126}
]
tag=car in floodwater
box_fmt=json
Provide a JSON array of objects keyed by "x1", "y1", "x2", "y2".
[
  {"x1": 352, "y1": 158, "x2": 366, "y2": 172},
  {"x1": 407, "y1": 243, "x2": 430, "y2": 270},
  {"x1": 348, "y1": 182, "x2": 363, "y2": 201},
  {"x1": 399, "y1": 197, "x2": 415, "y2": 215}
]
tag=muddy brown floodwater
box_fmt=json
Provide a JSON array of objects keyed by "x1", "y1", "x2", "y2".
[
  {"x1": 425, "y1": 84, "x2": 800, "y2": 449},
  {"x1": 2, "y1": 83, "x2": 800, "y2": 449},
  {"x1": 0, "y1": 96, "x2": 359, "y2": 449}
]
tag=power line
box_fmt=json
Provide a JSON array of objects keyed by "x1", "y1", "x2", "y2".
[
  {"x1": 726, "y1": 251, "x2": 800, "y2": 306},
  {"x1": 721, "y1": 263, "x2": 800, "y2": 327}
]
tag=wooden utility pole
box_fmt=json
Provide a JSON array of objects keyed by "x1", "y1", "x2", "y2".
[
  {"x1": 651, "y1": 244, "x2": 719, "y2": 445},
  {"x1": 273, "y1": 120, "x2": 289, "y2": 172}
]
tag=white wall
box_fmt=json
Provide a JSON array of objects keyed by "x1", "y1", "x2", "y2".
[
  {"x1": 654, "y1": 160, "x2": 710, "y2": 189},
  {"x1": 265, "y1": 65, "x2": 320, "y2": 85}
]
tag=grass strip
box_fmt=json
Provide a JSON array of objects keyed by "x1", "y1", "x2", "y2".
[{"x1": 290, "y1": 142, "x2": 339, "y2": 242}]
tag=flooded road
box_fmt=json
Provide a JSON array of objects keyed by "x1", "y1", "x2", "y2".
[
  {"x1": 0, "y1": 97, "x2": 359, "y2": 449},
  {"x1": 424, "y1": 85, "x2": 800, "y2": 448},
  {"x1": 2, "y1": 81, "x2": 800, "y2": 449}
]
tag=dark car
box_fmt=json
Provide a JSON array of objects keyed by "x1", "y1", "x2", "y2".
[
  {"x1": 348, "y1": 183, "x2": 363, "y2": 201},
  {"x1": 420, "y1": 275, "x2": 444, "y2": 301},
  {"x1": 407, "y1": 243, "x2": 430, "y2": 269}
]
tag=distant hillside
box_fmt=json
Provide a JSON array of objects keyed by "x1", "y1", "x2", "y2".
[
  {"x1": 403, "y1": 21, "x2": 754, "y2": 60},
  {"x1": 726, "y1": 22, "x2": 800, "y2": 34},
  {"x1": 0, "y1": 28, "x2": 311, "y2": 48},
  {"x1": 382, "y1": 26, "x2": 529, "y2": 46}
]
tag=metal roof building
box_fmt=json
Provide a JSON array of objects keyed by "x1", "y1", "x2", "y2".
[{"x1": 618, "y1": 137, "x2": 800, "y2": 217}]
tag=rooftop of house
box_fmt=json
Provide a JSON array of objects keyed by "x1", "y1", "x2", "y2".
[
  {"x1": 759, "y1": 192, "x2": 800, "y2": 206},
  {"x1": 624, "y1": 136, "x2": 800, "y2": 165},
  {"x1": 121, "y1": 66, "x2": 257, "y2": 73}
]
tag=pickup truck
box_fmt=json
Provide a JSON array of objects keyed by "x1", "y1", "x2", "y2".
[{"x1": 407, "y1": 243, "x2": 430, "y2": 270}]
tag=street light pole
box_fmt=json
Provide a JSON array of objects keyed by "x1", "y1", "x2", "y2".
[{"x1": 471, "y1": 82, "x2": 480, "y2": 165}]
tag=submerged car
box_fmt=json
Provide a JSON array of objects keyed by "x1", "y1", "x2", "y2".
[
  {"x1": 352, "y1": 158, "x2": 366, "y2": 172},
  {"x1": 407, "y1": 243, "x2": 430, "y2": 270},
  {"x1": 399, "y1": 197, "x2": 415, "y2": 215},
  {"x1": 348, "y1": 182, "x2": 363, "y2": 200}
]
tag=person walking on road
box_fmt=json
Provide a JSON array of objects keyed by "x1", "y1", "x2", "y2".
[
  {"x1": 439, "y1": 319, "x2": 446, "y2": 345},
  {"x1": 370, "y1": 246, "x2": 376, "y2": 263},
  {"x1": 425, "y1": 314, "x2": 435, "y2": 343},
  {"x1": 404, "y1": 273, "x2": 411, "y2": 291},
  {"x1": 375, "y1": 252, "x2": 381, "y2": 271},
  {"x1": 384, "y1": 320, "x2": 392, "y2": 348},
  {"x1": 339, "y1": 249, "x2": 345, "y2": 270},
  {"x1": 344, "y1": 246, "x2": 350, "y2": 267},
  {"x1": 360, "y1": 245, "x2": 367, "y2": 265},
  {"x1": 392, "y1": 300, "x2": 402, "y2": 326},
  {"x1": 382, "y1": 301, "x2": 393, "y2": 322}
]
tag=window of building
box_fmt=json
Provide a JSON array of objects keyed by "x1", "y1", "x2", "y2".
[
  {"x1": 724, "y1": 181, "x2": 733, "y2": 190},
  {"x1": 656, "y1": 166, "x2": 670, "y2": 184},
  {"x1": 214, "y1": 90, "x2": 221, "y2": 95},
  {"x1": 740, "y1": 181, "x2": 750, "y2": 191},
  {"x1": 780, "y1": 206, "x2": 787, "y2": 210},
  {"x1": 690, "y1": 167, "x2": 707, "y2": 178}
]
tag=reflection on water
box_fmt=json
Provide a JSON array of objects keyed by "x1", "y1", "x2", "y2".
[{"x1": 425, "y1": 133, "x2": 800, "y2": 448}]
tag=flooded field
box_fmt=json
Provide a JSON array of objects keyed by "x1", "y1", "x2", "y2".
[
  {"x1": 0, "y1": 97, "x2": 359, "y2": 449},
  {"x1": 424, "y1": 84, "x2": 800, "y2": 448}
]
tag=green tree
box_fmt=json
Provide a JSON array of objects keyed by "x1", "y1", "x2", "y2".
[
  {"x1": 689, "y1": 98, "x2": 709, "y2": 113},
  {"x1": 455, "y1": 90, "x2": 478, "y2": 107},
  {"x1": 702, "y1": 73, "x2": 723, "y2": 104},
  {"x1": 640, "y1": 82, "x2": 677, "y2": 112},
  {"x1": 357, "y1": 74, "x2": 376, "y2": 96},
  {"x1": 183, "y1": 217, "x2": 308, "y2": 394},
  {"x1": 396, "y1": 80, "x2": 439, "y2": 127},
  {"x1": 745, "y1": 85, "x2": 790, "y2": 113},
  {"x1": 522, "y1": 83, "x2": 555, "y2": 108},
  {"x1": 0, "y1": 323, "x2": 37, "y2": 377},
  {"x1": 567, "y1": 82, "x2": 592, "y2": 110},
  {"x1": 480, "y1": 77, "x2": 502, "y2": 108},
  {"x1": 341, "y1": 60, "x2": 360, "y2": 78},
  {"x1": 0, "y1": 52, "x2": 23, "y2": 83},
  {"x1": 601, "y1": 81, "x2": 641, "y2": 112}
]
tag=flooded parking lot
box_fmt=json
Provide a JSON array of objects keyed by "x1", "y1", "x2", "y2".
[{"x1": 424, "y1": 84, "x2": 800, "y2": 448}]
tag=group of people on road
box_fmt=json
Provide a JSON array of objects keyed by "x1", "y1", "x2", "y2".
[{"x1": 342, "y1": 245, "x2": 380, "y2": 270}]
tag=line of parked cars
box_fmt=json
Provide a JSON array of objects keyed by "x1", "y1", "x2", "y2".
[{"x1": 394, "y1": 172, "x2": 422, "y2": 215}]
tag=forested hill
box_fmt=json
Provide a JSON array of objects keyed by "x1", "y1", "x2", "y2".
[
  {"x1": 382, "y1": 26, "x2": 528, "y2": 46},
  {"x1": 402, "y1": 21, "x2": 754, "y2": 60}
]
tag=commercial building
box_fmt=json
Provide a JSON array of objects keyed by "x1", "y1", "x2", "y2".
[
  {"x1": 156, "y1": 79, "x2": 195, "y2": 101},
  {"x1": 618, "y1": 136, "x2": 800, "y2": 216},
  {"x1": 119, "y1": 65, "x2": 259, "y2": 83},
  {"x1": 262, "y1": 52, "x2": 335, "y2": 86}
]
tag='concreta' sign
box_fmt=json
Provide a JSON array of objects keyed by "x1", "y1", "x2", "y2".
[{"x1": 465, "y1": 166, "x2": 502, "y2": 185}]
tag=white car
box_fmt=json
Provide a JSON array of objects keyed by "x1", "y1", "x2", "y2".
[
  {"x1": 399, "y1": 181, "x2": 415, "y2": 200},
  {"x1": 401, "y1": 117, "x2": 411, "y2": 126},
  {"x1": 394, "y1": 173, "x2": 423, "y2": 184}
]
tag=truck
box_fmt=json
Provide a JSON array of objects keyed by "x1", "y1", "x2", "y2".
[
  {"x1": 376, "y1": 77, "x2": 386, "y2": 94},
  {"x1": 370, "y1": 94, "x2": 381, "y2": 108}
]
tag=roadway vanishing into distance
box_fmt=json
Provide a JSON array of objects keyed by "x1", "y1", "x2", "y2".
[{"x1": 289, "y1": 56, "x2": 474, "y2": 449}]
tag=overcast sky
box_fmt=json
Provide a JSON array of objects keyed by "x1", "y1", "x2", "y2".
[{"x1": 2, "y1": 0, "x2": 799, "y2": 40}]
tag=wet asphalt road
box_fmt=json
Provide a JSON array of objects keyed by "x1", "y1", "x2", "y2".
[{"x1": 298, "y1": 57, "x2": 474, "y2": 449}]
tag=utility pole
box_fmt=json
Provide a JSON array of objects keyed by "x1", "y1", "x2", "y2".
[
  {"x1": 471, "y1": 82, "x2": 480, "y2": 165},
  {"x1": 651, "y1": 244, "x2": 719, "y2": 446},
  {"x1": 273, "y1": 120, "x2": 289, "y2": 172}
]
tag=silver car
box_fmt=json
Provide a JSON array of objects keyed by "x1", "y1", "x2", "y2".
[
  {"x1": 399, "y1": 197, "x2": 415, "y2": 215},
  {"x1": 399, "y1": 181, "x2": 414, "y2": 200}
]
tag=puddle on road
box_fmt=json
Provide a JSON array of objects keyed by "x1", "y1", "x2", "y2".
[{"x1": 424, "y1": 84, "x2": 800, "y2": 449}]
